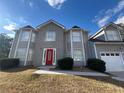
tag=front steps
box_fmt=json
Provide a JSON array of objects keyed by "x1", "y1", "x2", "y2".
[{"x1": 37, "y1": 66, "x2": 56, "y2": 70}]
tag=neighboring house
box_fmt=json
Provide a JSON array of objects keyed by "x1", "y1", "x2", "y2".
[
  {"x1": 9, "y1": 20, "x2": 89, "y2": 67},
  {"x1": 90, "y1": 23, "x2": 124, "y2": 71}
]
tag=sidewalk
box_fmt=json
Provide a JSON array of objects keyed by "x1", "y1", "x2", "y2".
[{"x1": 33, "y1": 70, "x2": 109, "y2": 76}]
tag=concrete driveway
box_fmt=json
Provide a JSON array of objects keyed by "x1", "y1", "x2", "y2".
[{"x1": 109, "y1": 71, "x2": 124, "y2": 78}]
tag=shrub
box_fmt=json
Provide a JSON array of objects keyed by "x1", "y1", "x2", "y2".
[
  {"x1": 86, "y1": 58, "x2": 106, "y2": 72},
  {"x1": 57, "y1": 57, "x2": 74, "y2": 70},
  {"x1": 0, "y1": 58, "x2": 19, "y2": 70}
]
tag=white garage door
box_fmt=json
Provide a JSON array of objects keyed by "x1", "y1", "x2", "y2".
[{"x1": 100, "y1": 52, "x2": 124, "y2": 71}]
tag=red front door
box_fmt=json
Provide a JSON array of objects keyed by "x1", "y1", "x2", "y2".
[{"x1": 46, "y1": 49, "x2": 53, "y2": 65}]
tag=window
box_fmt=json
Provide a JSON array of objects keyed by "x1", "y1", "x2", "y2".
[
  {"x1": 73, "y1": 49, "x2": 83, "y2": 61},
  {"x1": 106, "y1": 30, "x2": 120, "y2": 41},
  {"x1": 16, "y1": 48, "x2": 27, "y2": 61},
  {"x1": 106, "y1": 53, "x2": 109, "y2": 56},
  {"x1": 111, "y1": 53, "x2": 114, "y2": 56},
  {"x1": 101, "y1": 53, "x2": 105, "y2": 56},
  {"x1": 46, "y1": 31, "x2": 56, "y2": 41},
  {"x1": 115, "y1": 53, "x2": 119, "y2": 56},
  {"x1": 72, "y1": 32, "x2": 81, "y2": 42},
  {"x1": 20, "y1": 31, "x2": 30, "y2": 41},
  {"x1": 31, "y1": 33, "x2": 35, "y2": 42},
  {"x1": 28, "y1": 49, "x2": 33, "y2": 61}
]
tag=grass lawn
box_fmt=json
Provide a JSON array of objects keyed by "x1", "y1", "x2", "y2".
[{"x1": 0, "y1": 67, "x2": 124, "y2": 93}]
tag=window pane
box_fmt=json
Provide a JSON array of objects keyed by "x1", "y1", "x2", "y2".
[
  {"x1": 101, "y1": 53, "x2": 105, "y2": 56},
  {"x1": 115, "y1": 53, "x2": 119, "y2": 56},
  {"x1": 106, "y1": 53, "x2": 109, "y2": 56},
  {"x1": 113, "y1": 32, "x2": 120, "y2": 40},
  {"x1": 16, "y1": 48, "x2": 27, "y2": 61},
  {"x1": 31, "y1": 33, "x2": 35, "y2": 42},
  {"x1": 72, "y1": 32, "x2": 81, "y2": 42},
  {"x1": 28, "y1": 49, "x2": 33, "y2": 61},
  {"x1": 21, "y1": 31, "x2": 30, "y2": 41},
  {"x1": 46, "y1": 32, "x2": 56, "y2": 41},
  {"x1": 73, "y1": 49, "x2": 83, "y2": 61},
  {"x1": 107, "y1": 30, "x2": 120, "y2": 41}
]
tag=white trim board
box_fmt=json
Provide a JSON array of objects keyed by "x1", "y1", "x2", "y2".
[
  {"x1": 42, "y1": 48, "x2": 56, "y2": 66},
  {"x1": 24, "y1": 29, "x2": 32, "y2": 66},
  {"x1": 70, "y1": 30, "x2": 73, "y2": 58},
  {"x1": 14, "y1": 29, "x2": 22, "y2": 58},
  {"x1": 8, "y1": 32, "x2": 16, "y2": 58},
  {"x1": 95, "y1": 42, "x2": 124, "y2": 44},
  {"x1": 36, "y1": 20, "x2": 65, "y2": 30},
  {"x1": 94, "y1": 43, "x2": 98, "y2": 58}
]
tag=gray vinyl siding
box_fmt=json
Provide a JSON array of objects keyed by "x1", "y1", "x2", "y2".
[
  {"x1": 33, "y1": 23, "x2": 65, "y2": 66},
  {"x1": 64, "y1": 31, "x2": 71, "y2": 57},
  {"x1": 83, "y1": 31, "x2": 89, "y2": 62},
  {"x1": 87, "y1": 41, "x2": 96, "y2": 58}
]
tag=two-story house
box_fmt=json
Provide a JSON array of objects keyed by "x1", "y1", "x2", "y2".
[
  {"x1": 9, "y1": 20, "x2": 89, "y2": 67},
  {"x1": 90, "y1": 23, "x2": 124, "y2": 71},
  {"x1": 9, "y1": 20, "x2": 124, "y2": 71}
]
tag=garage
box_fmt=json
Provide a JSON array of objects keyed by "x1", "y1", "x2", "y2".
[{"x1": 100, "y1": 52, "x2": 124, "y2": 71}]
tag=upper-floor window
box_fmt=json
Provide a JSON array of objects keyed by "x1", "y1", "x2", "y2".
[
  {"x1": 106, "y1": 30, "x2": 120, "y2": 41},
  {"x1": 45, "y1": 31, "x2": 56, "y2": 41},
  {"x1": 20, "y1": 31, "x2": 30, "y2": 41},
  {"x1": 72, "y1": 32, "x2": 81, "y2": 42},
  {"x1": 31, "y1": 33, "x2": 35, "y2": 42}
]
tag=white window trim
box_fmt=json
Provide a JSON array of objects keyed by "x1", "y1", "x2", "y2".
[
  {"x1": 14, "y1": 29, "x2": 22, "y2": 58},
  {"x1": 45, "y1": 31, "x2": 56, "y2": 41},
  {"x1": 105, "y1": 30, "x2": 121, "y2": 41}
]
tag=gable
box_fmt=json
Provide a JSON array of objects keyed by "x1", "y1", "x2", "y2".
[
  {"x1": 37, "y1": 22, "x2": 66, "y2": 33},
  {"x1": 36, "y1": 20, "x2": 66, "y2": 30}
]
